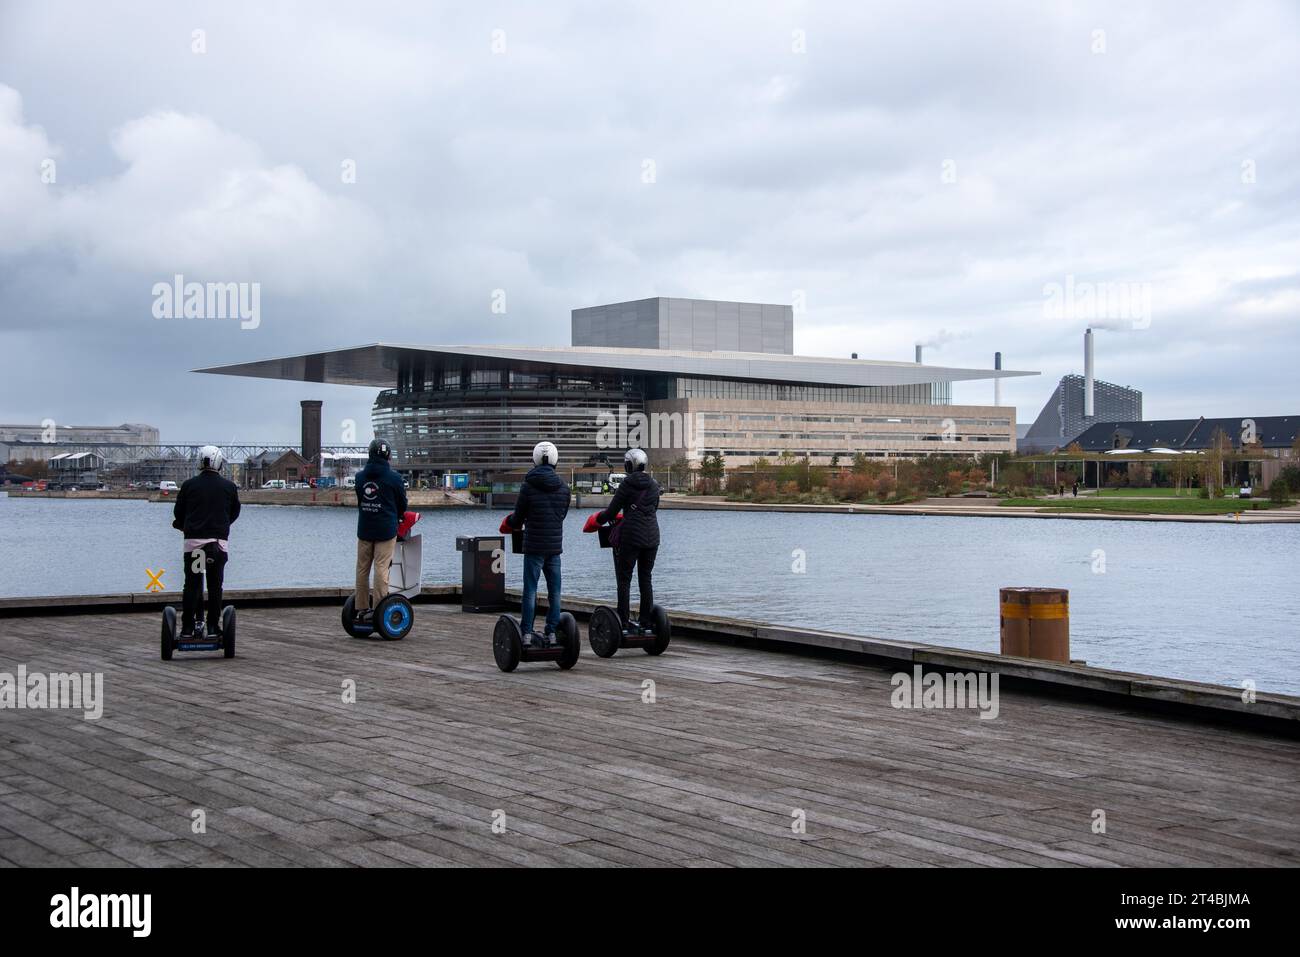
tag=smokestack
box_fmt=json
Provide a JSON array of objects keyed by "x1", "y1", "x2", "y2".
[
  {"x1": 301, "y1": 399, "x2": 323, "y2": 464},
  {"x1": 915, "y1": 344, "x2": 923, "y2": 364},
  {"x1": 1084, "y1": 328, "x2": 1095, "y2": 417},
  {"x1": 994, "y1": 352, "x2": 1002, "y2": 407},
  {"x1": 851, "y1": 352, "x2": 858, "y2": 359}
]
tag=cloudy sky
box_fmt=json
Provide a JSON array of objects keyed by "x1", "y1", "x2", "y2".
[{"x1": 2, "y1": 1, "x2": 1297, "y2": 445}]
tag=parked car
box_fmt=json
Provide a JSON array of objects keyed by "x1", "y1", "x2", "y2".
[
  {"x1": 159, "y1": 480, "x2": 179, "y2": 492},
  {"x1": 261, "y1": 479, "x2": 287, "y2": 489}
]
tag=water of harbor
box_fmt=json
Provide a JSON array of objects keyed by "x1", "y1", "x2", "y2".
[{"x1": 3, "y1": 494, "x2": 1298, "y2": 695}]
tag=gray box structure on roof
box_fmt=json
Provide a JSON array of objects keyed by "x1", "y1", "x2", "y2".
[{"x1": 572, "y1": 297, "x2": 794, "y2": 354}]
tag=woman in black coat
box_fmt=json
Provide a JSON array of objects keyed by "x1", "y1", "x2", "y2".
[{"x1": 588, "y1": 448, "x2": 660, "y2": 628}]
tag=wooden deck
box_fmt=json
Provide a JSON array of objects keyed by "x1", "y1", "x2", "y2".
[{"x1": 1, "y1": 603, "x2": 1297, "y2": 867}]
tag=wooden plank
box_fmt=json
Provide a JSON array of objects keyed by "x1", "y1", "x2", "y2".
[{"x1": 0, "y1": 604, "x2": 1297, "y2": 868}]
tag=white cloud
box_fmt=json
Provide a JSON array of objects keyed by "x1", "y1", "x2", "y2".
[{"x1": 0, "y1": 0, "x2": 1297, "y2": 440}]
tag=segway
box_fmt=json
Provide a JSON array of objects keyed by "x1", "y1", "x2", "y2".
[
  {"x1": 588, "y1": 603, "x2": 671, "y2": 657},
  {"x1": 581, "y1": 509, "x2": 671, "y2": 657},
  {"x1": 161, "y1": 604, "x2": 235, "y2": 660},
  {"x1": 492, "y1": 612, "x2": 581, "y2": 672},
  {"x1": 341, "y1": 512, "x2": 421, "y2": 641}
]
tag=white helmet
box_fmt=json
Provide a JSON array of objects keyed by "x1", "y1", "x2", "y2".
[
  {"x1": 532, "y1": 441, "x2": 558, "y2": 467},
  {"x1": 624, "y1": 447, "x2": 648, "y2": 472},
  {"x1": 198, "y1": 445, "x2": 225, "y2": 472}
]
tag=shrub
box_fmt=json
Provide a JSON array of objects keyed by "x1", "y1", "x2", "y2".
[
  {"x1": 1269, "y1": 478, "x2": 1291, "y2": 503},
  {"x1": 874, "y1": 474, "x2": 896, "y2": 499},
  {"x1": 829, "y1": 472, "x2": 872, "y2": 501}
]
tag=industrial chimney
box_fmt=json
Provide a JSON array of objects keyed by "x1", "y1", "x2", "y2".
[
  {"x1": 915, "y1": 344, "x2": 923, "y2": 364},
  {"x1": 1084, "y1": 328, "x2": 1095, "y2": 418},
  {"x1": 301, "y1": 399, "x2": 323, "y2": 465},
  {"x1": 994, "y1": 352, "x2": 1002, "y2": 407}
]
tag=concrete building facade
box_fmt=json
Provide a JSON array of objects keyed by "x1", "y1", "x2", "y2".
[{"x1": 572, "y1": 297, "x2": 794, "y2": 354}]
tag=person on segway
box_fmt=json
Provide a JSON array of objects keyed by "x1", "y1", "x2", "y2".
[
  {"x1": 172, "y1": 445, "x2": 241, "y2": 640},
  {"x1": 352, "y1": 438, "x2": 408, "y2": 626},
  {"x1": 585, "y1": 447, "x2": 660, "y2": 631},
  {"x1": 500, "y1": 440, "x2": 570, "y2": 647}
]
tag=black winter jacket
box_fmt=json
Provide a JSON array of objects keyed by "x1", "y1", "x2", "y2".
[
  {"x1": 507, "y1": 464, "x2": 570, "y2": 555},
  {"x1": 354, "y1": 458, "x2": 408, "y2": 541},
  {"x1": 172, "y1": 470, "x2": 241, "y2": 539},
  {"x1": 599, "y1": 470, "x2": 660, "y2": 550}
]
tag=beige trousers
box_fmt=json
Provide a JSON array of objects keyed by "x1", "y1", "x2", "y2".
[{"x1": 355, "y1": 537, "x2": 396, "y2": 610}]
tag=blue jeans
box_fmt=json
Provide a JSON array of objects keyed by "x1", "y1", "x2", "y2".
[{"x1": 520, "y1": 553, "x2": 561, "y2": 635}]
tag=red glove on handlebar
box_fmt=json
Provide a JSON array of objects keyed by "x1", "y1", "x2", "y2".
[
  {"x1": 583, "y1": 513, "x2": 601, "y2": 533},
  {"x1": 499, "y1": 516, "x2": 513, "y2": 534}
]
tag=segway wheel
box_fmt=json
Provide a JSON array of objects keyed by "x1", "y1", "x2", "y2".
[
  {"x1": 374, "y1": 594, "x2": 413, "y2": 641},
  {"x1": 493, "y1": 615, "x2": 522, "y2": 672},
  {"x1": 588, "y1": 605, "x2": 622, "y2": 658},
  {"x1": 645, "y1": 605, "x2": 671, "y2": 656},
  {"x1": 341, "y1": 595, "x2": 370, "y2": 639},
  {"x1": 556, "y1": 612, "x2": 580, "y2": 670},
  {"x1": 161, "y1": 606, "x2": 176, "y2": 661},
  {"x1": 222, "y1": 605, "x2": 236, "y2": 659}
]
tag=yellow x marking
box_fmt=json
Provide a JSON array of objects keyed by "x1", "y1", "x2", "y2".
[{"x1": 145, "y1": 568, "x2": 165, "y2": 592}]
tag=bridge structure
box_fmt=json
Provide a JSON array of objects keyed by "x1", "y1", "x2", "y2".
[{"x1": 2, "y1": 442, "x2": 370, "y2": 486}]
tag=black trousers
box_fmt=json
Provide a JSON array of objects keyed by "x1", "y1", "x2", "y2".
[
  {"x1": 182, "y1": 542, "x2": 227, "y2": 631},
  {"x1": 614, "y1": 545, "x2": 657, "y2": 627}
]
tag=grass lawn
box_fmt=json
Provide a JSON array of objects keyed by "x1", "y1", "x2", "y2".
[
  {"x1": 1089, "y1": 487, "x2": 1206, "y2": 497},
  {"x1": 999, "y1": 496, "x2": 1292, "y2": 515}
]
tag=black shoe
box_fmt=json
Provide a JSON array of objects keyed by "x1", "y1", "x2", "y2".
[
  {"x1": 354, "y1": 608, "x2": 373, "y2": 624},
  {"x1": 180, "y1": 627, "x2": 195, "y2": 640},
  {"x1": 208, "y1": 628, "x2": 223, "y2": 641}
]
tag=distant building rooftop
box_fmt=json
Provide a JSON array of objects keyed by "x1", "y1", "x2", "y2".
[
  {"x1": 196, "y1": 342, "x2": 1036, "y2": 390},
  {"x1": 1072, "y1": 416, "x2": 1300, "y2": 452}
]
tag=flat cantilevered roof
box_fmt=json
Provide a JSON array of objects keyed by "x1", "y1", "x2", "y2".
[{"x1": 196, "y1": 343, "x2": 1037, "y2": 389}]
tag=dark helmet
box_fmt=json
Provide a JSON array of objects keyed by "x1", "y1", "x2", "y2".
[{"x1": 368, "y1": 438, "x2": 392, "y2": 461}]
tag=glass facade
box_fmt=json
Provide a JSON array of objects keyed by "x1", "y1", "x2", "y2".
[{"x1": 373, "y1": 364, "x2": 644, "y2": 471}]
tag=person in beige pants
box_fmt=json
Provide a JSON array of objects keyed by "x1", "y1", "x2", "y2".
[
  {"x1": 351, "y1": 438, "x2": 407, "y2": 623},
  {"x1": 355, "y1": 537, "x2": 396, "y2": 614}
]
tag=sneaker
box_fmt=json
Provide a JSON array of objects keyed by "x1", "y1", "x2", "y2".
[
  {"x1": 208, "y1": 628, "x2": 223, "y2": 641},
  {"x1": 543, "y1": 630, "x2": 558, "y2": 646},
  {"x1": 353, "y1": 608, "x2": 373, "y2": 624}
]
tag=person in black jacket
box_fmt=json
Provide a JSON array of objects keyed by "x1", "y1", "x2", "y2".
[
  {"x1": 352, "y1": 438, "x2": 408, "y2": 623},
  {"x1": 172, "y1": 445, "x2": 241, "y2": 639},
  {"x1": 591, "y1": 448, "x2": 660, "y2": 629},
  {"x1": 501, "y1": 441, "x2": 570, "y2": 643}
]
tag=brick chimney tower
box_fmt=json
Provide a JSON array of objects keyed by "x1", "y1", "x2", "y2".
[{"x1": 301, "y1": 400, "x2": 323, "y2": 466}]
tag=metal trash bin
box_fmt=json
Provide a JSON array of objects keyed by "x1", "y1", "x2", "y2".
[{"x1": 456, "y1": 535, "x2": 505, "y2": 612}]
